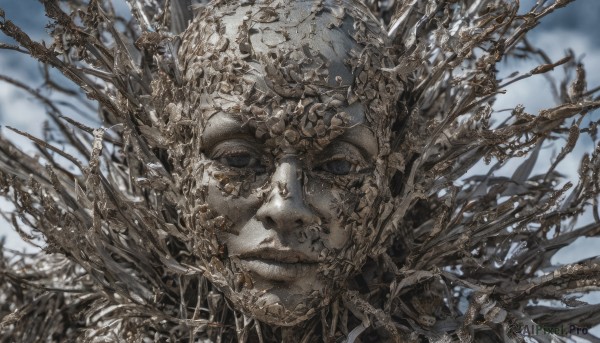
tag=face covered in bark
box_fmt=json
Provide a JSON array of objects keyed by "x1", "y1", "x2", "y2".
[{"x1": 171, "y1": 0, "x2": 402, "y2": 326}]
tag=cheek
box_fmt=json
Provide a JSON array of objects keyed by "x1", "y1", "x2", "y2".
[
  {"x1": 304, "y1": 178, "x2": 360, "y2": 250},
  {"x1": 203, "y1": 166, "x2": 264, "y2": 234}
]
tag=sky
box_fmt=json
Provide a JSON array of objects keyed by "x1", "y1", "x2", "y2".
[{"x1": 1, "y1": 1, "x2": 600, "y2": 337}]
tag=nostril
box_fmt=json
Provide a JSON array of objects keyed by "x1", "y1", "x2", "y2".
[
  {"x1": 294, "y1": 219, "x2": 304, "y2": 227},
  {"x1": 264, "y1": 216, "x2": 277, "y2": 228}
]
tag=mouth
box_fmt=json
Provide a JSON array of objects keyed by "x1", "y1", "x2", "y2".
[{"x1": 238, "y1": 248, "x2": 318, "y2": 282}]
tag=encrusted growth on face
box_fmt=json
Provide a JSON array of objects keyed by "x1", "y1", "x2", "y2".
[{"x1": 153, "y1": 0, "x2": 406, "y2": 326}]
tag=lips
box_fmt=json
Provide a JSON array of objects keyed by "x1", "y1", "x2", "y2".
[
  {"x1": 238, "y1": 248, "x2": 318, "y2": 282},
  {"x1": 240, "y1": 248, "x2": 318, "y2": 264}
]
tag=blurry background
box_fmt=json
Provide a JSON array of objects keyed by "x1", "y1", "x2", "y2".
[{"x1": 1, "y1": 0, "x2": 600, "y2": 338}]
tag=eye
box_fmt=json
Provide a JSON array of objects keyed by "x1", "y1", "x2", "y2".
[
  {"x1": 219, "y1": 153, "x2": 263, "y2": 171},
  {"x1": 314, "y1": 143, "x2": 369, "y2": 176},
  {"x1": 315, "y1": 158, "x2": 354, "y2": 175},
  {"x1": 209, "y1": 140, "x2": 266, "y2": 173}
]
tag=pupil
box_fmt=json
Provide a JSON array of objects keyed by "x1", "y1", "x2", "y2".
[
  {"x1": 326, "y1": 160, "x2": 352, "y2": 175},
  {"x1": 226, "y1": 155, "x2": 252, "y2": 168}
]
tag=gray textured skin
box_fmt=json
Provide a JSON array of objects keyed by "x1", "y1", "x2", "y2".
[{"x1": 174, "y1": 0, "x2": 397, "y2": 326}]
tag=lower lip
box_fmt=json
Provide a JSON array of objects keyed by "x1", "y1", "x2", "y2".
[{"x1": 240, "y1": 259, "x2": 318, "y2": 282}]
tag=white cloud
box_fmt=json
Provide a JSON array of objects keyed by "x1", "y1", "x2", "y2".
[
  {"x1": 490, "y1": 28, "x2": 600, "y2": 268},
  {"x1": 493, "y1": 29, "x2": 600, "y2": 180},
  {"x1": 496, "y1": 29, "x2": 600, "y2": 113}
]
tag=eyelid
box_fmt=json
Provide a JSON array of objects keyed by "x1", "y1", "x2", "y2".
[
  {"x1": 335, "y1": 125, "x2": 378, "y2": 158},
  {"x1": 208, "y1": 139, "x2": 262, "y2": 159},
  {"x1": 317, "y1": 143, "x2": 367, "y2": 164},
  {"x1": 200, "y1": 112, "x2": 255, "y2": 150},
  {"x1": 202, "y1": 132, "x2": 256, "y2": 154},
  {"x1": 320, "y1": 153, "x2": 362, "y2": 165}
]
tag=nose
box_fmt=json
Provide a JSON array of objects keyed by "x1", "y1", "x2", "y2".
[{"x1": 256, "y1": 156, "x2": 318, "y2": 231}]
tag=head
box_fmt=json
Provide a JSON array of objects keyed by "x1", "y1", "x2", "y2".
[{"x1": 162, "y1": 0, "x2": 404, "y2": 326}]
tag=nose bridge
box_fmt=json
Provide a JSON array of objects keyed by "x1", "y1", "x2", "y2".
[
  {"x1": 272, "y1": 155, "x2": 301, "y2": 195},
  {"x1": 256, "y1": 155, "x2": 317, "y2": 230}
]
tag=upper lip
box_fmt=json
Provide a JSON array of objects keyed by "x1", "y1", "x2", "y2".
[{"x1": 239, "y1": 248, "x2": 318, "y2": 264}]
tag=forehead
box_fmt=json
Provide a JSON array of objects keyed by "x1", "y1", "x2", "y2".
[
  {"x1": 199, "y1": 0, "x2": 364, "y2": 87},
  {"x1": 180, "y1": 0, "x2": 394, "y2": 157}
]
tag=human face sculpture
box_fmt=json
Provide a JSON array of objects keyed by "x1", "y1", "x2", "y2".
[{"x1": 172, "y1": 0, "x2": 399, "y2": 326}]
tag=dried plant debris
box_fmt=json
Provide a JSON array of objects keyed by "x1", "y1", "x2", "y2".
[{"x1": 1, "y1": 0, "x2": 600, "y2": 342}]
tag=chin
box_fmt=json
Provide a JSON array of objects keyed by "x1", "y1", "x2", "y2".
[
  {"x1": 213, "y1": 269, "x2": 337, "y2": 326},
  {"x1": 239, "y1": 287, "x2": 329, "y2": 326}
]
